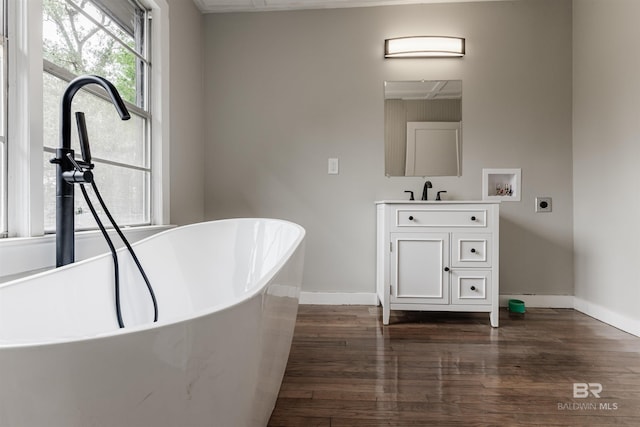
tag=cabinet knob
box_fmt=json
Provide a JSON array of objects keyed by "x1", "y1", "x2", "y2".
[
  {"x1": 470, "y1": 248, "x2": 477, "y2": 253},
  {"x1": 408, "y1": 216, "x2": 414, "y2": 221},
  {"x1": 471, "y1": 216, "x2": 477, "y2": 221},
  {"x1": 470, "y1": 286, "x2": 476, "y2": 291},
  {"x1": 444, "y1": 267, "x2": 450, "y2": 272}
]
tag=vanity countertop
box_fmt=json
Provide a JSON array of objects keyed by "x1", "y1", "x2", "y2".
[{"x1": 375, "y1": 200, "x2": 501, "y2": 205}]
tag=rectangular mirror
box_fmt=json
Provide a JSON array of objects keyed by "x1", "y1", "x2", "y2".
[{"x1": 384, "y1": 80, "x2": 462, "y2": 177}]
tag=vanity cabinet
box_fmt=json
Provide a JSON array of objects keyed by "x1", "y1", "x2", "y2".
[{"x1": 376, "y1": 201, "x2": 500, "y2": 327}]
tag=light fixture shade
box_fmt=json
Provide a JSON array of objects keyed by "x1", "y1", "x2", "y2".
[{"x1": 384, "y1": 36, "x2": 465, "y2": 58}]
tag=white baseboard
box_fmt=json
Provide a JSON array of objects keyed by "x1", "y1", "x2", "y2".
[
  {"x1": 299, "y1": 292, "x2": 574, "y2": 307},
  {"x1": 574, "y1": 297, "x2": 640, "y2": 338},
  {"x1": 499, "y1": 294, "x2": 574, "y2": 308},
  {"x1": 299, "y1": 292, "x2": 379, "y2": 305},
  {"x1": 299, "y1": 292, "x2": 639, "y2": 337}
]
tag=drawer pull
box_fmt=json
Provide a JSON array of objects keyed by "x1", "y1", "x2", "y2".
[
  {"x1": 470, "y1": 248, "x2": 477, "y2": 253},
  {"x1": 470, "y1": 286, "x2": 476, "y2": 291},
  {"x1": 444, "y1": 267, "x2": 450, "y2": 272},
  {"x1": 408, "y1": 216, "x2": 414, "y2": 221},
  {"x1": 471, "y1": 216, "x2": 477, "y2": 221}
]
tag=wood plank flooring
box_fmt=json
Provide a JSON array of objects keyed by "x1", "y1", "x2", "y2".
[{"x1": 268, "y1": 306, "x2": 640, "y2": 426}]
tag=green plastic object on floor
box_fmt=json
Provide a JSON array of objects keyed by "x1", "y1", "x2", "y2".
[{"x1": 508, "y1": 299, "x2": 526, "y2": 313}]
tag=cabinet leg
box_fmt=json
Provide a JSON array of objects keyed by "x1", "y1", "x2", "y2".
[
  {"x1": 383, "y1": 305, "x2": 390, "y2": 325},
  {"x1": 490, "y1": 310, "x2": 499, "y2": 327}
]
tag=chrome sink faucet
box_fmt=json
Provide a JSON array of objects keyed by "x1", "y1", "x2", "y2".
[{"x1": 421, "y1": 180, "x2": 432, "y2": 200}]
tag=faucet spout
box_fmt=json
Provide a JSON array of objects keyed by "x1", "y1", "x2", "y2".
[
  {"x1": 421, "y1": 180, "x2": 433, "y2": 201},
  {"x1": 54, "y1": 75, "x2": 130, "y2": 267},
  {"x1": 61, "y1": 75, "x2": 130, "y2": 150}
]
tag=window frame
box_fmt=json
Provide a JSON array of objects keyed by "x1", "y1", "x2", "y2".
[{"x1": 0, "y1": 0, "x2": 7, "y2": 237}]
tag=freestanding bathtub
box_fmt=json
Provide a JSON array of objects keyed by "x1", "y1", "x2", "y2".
[{"x1": 0, "y1": 218, "x2": 305, "y2": 427}]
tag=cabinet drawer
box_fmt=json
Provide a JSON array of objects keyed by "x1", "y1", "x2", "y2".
[
  {"x1": 452, "y1": 233, "x2": 492, "y2": 267},
  {"x1": 396, "y1": 209, "x2": 487, "y2": 228},
  {"x1": 451, "y1": 271, "x2": 491, "y2": 305}
]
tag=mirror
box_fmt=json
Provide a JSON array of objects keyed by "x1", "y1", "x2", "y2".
[{"x1": 384, "y1": 80, "x2": 462, "y2": 177}]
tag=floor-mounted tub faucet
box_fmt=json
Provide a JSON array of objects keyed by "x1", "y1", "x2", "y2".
[{"x1": 51, "y1": 75, "x2": 130, "y2": 267}]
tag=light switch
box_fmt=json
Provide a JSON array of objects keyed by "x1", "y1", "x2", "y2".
[{"x1": 328, "y1": 158, "x2": 339, "y2": 175}]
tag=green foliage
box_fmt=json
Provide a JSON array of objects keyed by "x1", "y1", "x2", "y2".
[
  {"x1": 111, "y1": 47, "x2": 137, "y2": 104},
  {"x1": 42, "y1": 0, "x2": 139, "y2": 105}
]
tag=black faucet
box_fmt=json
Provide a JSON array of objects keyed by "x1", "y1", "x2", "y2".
[
  {"x1": 51, "y1": 75, "x2": 130, "y2": 267},
  {"x1": 421, "y1": 180, "x2": 432, "y2": 200}
]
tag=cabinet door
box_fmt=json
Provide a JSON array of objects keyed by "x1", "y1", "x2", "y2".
[{"x1": 390, "y1": 232, "x2": 449, "y2": 304}]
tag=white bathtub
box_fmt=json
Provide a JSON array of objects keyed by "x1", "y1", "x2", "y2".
[{"x1": 0, "y1": 218, "x2": 305, "y2": 427}]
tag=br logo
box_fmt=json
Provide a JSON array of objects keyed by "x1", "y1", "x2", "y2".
[{"x1": 573, "y1": 383, "x2": 602, "y2": 398}]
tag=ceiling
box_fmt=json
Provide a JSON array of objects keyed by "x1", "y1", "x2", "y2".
[
  {"x1": 384, "y1": 80, "x2": 462, "y2": 100},
  {"x1": 193, "y1": 0, "x2": 505, "y2": 14}
]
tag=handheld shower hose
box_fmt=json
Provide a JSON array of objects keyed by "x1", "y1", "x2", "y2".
[{"x1": 74, "y1": 112, "x2": 158, "y2": 328}]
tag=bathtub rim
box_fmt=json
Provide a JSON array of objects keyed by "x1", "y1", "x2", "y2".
[{"x1": 0, "y1": 218, "x2": 305, "y2": 349}]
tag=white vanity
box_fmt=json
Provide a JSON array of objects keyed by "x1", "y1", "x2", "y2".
[{"x1": 376, "y1": 201, "x2": 500, "y2": 327}]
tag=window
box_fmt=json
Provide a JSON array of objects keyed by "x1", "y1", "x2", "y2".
[
  {"x1": 42, "y1": 0, "x2": 151, "y2": 230},
  {"x1": 0, "y1": 0, "x2": 167, "y2": 247}
]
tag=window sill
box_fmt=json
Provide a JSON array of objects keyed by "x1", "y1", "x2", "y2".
[{"x1": 0, "y1": 225, "x2": 174, "y2": 283}]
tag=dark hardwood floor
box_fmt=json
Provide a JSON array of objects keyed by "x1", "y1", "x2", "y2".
[{"x1": 268, "y1": 305, "x2": 640, "y2": 426}]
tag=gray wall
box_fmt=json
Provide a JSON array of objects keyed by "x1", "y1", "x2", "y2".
[
  {"x1": 573, "y1": 0, "x2": 640, "y2": 325},
  {"x1": 203, "y1": 0, "x2": 574, "y2": 296},
  {"x1": 169, "y1": 0, "x2": 206, "y2": 225}
]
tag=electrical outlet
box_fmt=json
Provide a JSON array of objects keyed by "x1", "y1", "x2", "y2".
[{"x1": 535, "y1": 197, "x2": 552, "y2": 213}]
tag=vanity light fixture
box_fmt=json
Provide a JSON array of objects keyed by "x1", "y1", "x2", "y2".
[{"x1": 384, "y1": 36, "x2": 465, "y2": 58}]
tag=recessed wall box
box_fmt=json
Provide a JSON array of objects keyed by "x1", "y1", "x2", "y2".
[{"x1": 482, "y1": 168, "x2": 521, "y2": 201}]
